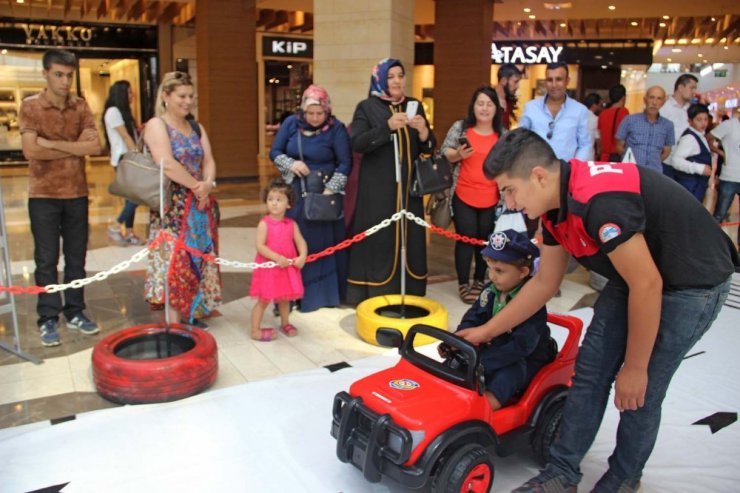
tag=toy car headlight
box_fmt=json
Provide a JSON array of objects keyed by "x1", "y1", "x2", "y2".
[{"x1": 387, "y1": 429, "x2": 405, "y2": 455}]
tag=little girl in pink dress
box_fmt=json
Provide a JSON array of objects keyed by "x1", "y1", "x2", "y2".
[{"x1": 249, "y1": 179, "x2": 307, "y2": 341}]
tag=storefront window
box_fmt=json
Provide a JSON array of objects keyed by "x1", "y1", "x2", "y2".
[{"x1": 0, "y1": 50, "x2": 142, "y2": 164}]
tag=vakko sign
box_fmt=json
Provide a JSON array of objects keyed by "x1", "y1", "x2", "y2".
[
  {"x1": 491, "y1": 43, "x2": 564, "y2": 64},
  {"x1": 21, "y1": 23, "x2": 93, "y2": 45}
]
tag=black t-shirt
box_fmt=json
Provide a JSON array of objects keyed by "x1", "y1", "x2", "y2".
[{"x1": 542, "y1": 160, "x2": 738, "y2": 289}]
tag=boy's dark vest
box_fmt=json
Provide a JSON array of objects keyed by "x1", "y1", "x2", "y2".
[
  {"x1": 673, "y1": 128, "x2": 711, "y2": 179},
  {"x1": 541, "y1": 160, "x2": 641, "y2": 259}
]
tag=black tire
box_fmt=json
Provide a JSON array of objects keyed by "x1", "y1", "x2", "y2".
[
  {"x1": 431, "y1": 443, "x2": 495, "y2": 493},
  {"x1": 531, "y1": 399, "x2": 565, "y2": 466},
  {"x1": 92, "y1": 323, "x2": 218, "y2": 404}
]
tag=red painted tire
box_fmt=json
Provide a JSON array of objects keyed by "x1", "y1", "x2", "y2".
[{"x1": 92, "y1": 323, "x2": 218, "y2": 404}]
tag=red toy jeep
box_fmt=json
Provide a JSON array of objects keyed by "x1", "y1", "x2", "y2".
[{"x1": 331, "y1": 313, "x2": 583, "y2": 493}]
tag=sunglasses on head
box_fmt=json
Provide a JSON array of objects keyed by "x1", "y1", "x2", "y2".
[{"x1": 546, "y1": 120, "x2": 555, "y2": 140}]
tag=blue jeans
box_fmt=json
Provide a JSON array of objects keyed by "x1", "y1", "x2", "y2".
[
  {"x1": 540, "y1": 277, "x2": 731, "y2": 492},
  {"x1": 713, "y1": 179, "x2": 740, "y2": 222},
  {"x1": 116, "y1": 200, "x2": 138, "y2": 229}
]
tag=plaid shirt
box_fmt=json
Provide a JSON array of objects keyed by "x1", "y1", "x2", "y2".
[{"x1": 615, "y1": 112, "x2": 674, "y2": 172}]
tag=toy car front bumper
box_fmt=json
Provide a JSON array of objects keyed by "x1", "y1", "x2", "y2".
[{"x1": 331, "y1": 391, "x2": 417, "y2": 484}]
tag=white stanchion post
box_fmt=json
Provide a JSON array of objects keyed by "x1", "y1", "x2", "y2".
[{"x1": 393, "y1": 133, "x2": 406, "y2": 315}]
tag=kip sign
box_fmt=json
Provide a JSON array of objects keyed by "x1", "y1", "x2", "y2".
[
  {"x1": 262, "y1": 35, "x2": 313, "y2": 59},
  {"x1": 491, "y1": 43, "x2": 564, "y2": 64}
]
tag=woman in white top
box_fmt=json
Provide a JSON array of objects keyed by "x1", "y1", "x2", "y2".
[{"x1": 103, "y1": 80, "x2": 143, "y2": 245}]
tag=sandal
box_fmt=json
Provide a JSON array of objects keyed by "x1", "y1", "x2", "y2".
[
  {"x1": 280, "y1": 324, "x2": 298, "y2": 337},
  {"x1": 252, "y1": 327, "x2": 276, "y2": 342},
  {"x1": 468, "y1": 280, "x2": 486, "y2": 297},
  {"x1": 459, "y1": 284, "x2": 477, "y2": 305}
]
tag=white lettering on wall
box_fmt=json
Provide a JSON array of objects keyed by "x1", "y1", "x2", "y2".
[
  {"x1": 491, "y1": 43, "x2": 564, "y2": 64},
  {"x1": 271, "y1": 40, "x2": 308, "y2": 55}
]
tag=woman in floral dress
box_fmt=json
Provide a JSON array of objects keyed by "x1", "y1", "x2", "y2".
[{"x1": 143, "y1": 71, "x2": 221, "y2": 325}]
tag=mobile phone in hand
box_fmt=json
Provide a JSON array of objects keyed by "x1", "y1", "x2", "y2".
[
  {"x1": 458, "y1": 136, "x2": 470, "y2": 147},
  {"x1": 405, "y1": 100, "x2": 419, "y2": 118}
]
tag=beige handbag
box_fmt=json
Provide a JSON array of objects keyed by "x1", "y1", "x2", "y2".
[{"x1": 108, "y1": 121, "x2": 171, "y2": 211}]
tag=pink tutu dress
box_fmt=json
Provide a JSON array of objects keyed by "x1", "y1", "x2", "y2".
[{"x1": 249, "y1": 216, "x2": 304, "y2": 302}]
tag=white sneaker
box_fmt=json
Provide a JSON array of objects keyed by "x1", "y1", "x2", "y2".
[{"x1": 107, "y1": 225, "x2": 124, "y2": 243}]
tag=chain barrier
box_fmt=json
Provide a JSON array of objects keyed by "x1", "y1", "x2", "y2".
[{"x1": 2, "y1": 210, "x2": 737, "y2": 295}]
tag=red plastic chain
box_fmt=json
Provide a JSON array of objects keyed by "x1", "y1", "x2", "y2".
[{"x1": 427, "y1": 224, "x2": 487, "y2": 245}]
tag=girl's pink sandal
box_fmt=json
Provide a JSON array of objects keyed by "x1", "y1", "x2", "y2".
[{"x1": 280, "y1": 324, "x2": 298, "y2": 337}]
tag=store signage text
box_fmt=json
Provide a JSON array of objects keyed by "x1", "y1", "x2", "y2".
[
  {"x1": 491, "y1": 43, "x2": 563, "y2": 64},
  {"x1": 262, "y1": 36, "x2": 313, "y2": 59},
  {"x1": 271, "y1": 40, "x2": 307, "y2": 55},
  {"x1": 18, "y1": 23, "x2": 93, "y2": 46}
]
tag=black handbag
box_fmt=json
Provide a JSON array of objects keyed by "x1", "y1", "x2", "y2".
[
  {"x1": 297, "y1": 133, "x2": 343, "y2": 222},
  {"x1": 411, "y1": 152, "x2": 452, "y2": 197},
  {"x1": 301, "y1": 178, "x2": 343, "y2": 221}
]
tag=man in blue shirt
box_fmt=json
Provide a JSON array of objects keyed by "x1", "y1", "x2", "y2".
[
  {"x1": 519, "y1": 62, "x2": 591, "y2": 161},
  {"x1": 615, "y1": 86, "x2": 675, "y2": 172}
]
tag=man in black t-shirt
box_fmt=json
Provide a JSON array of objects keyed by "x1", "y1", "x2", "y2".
[{"x1": 457, "y1": 128, "x2": 737, "y2": 493}]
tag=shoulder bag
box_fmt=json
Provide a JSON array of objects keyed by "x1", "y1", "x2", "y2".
[
  {"x1": 411, "y1": 151, "x2": 452, "y2": 197},
  {"x1": 297, "y1": 133, "x2": 343, "y2": 221},
  {"x1": 425, "y1": 189, "x2": 451, "y2": 229},
  {"x1": 108, "y1": 119, "x2": 201, "y2": 212}
]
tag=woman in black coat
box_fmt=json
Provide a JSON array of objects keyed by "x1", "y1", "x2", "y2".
[{"x1": 346, "y1": 58, "x2": 436, "y2": 304}]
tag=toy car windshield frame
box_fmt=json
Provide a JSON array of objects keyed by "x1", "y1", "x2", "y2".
[{"x1": 400, "y1": 325, "x2": 483, "y2": 393}]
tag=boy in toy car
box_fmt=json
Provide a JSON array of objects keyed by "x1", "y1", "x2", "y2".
[{"x1": 441, "y1": 229, "x2": 556, "y2": 410}]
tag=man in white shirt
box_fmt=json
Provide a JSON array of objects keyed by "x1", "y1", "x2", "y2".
[
  {"x1": 661, "y1": 74, "x2": 698, "y2": 178},
  {"x1": 709, "y1": 114, "x2": 740, "y2": 226}
]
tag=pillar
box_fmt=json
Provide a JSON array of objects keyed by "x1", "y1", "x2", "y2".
[
  {"x1": 313, "y1": 0, "x2": 415, "y2": 124},
  {"x1": 433, "y1": 0, "x2": 493, "y2": 138},
  {"x1": 195, "y1": 0, "x2": 258, "y2": 178}
]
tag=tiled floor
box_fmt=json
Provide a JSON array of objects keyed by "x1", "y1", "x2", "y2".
[{"x1": 1, "y1": 158, "x2": 736, "y2": 430}]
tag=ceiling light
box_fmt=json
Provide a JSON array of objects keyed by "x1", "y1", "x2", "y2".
[
  {"x1": 705, "y1": 38, "x2": 714, "y2": 43},
  {"x1": 724, "y1": 46, "x2": 729, "y2": 50},
  {"x1": 608, "y1": 5, "x2": 616, "y2": 10},
  {"x1": 630, "y1": 21, "x2": 638, "y2": 26},
  {"x1": 667, "y1": 58, "x2": 672, "y2": 62},
  {"x1": 662, "y1": 15, "x2": 670, "y2": 20},
  {"x1": 698, "y1": 54, "x2": 703, "y2": 57},
  {"x1": 16, "y1": 0, "x2": 24, "y2": 3},
  {"x1": 678, "y1": 39, "x2": 688, "y2": 45},
  {"x1": 672, "y1": 48, "x2": 682, "y2": 53},
  {"x1": 659, "y1": 22, "x2": 666, "y2": 27},
  {"x1": 560, "y1": 22, "x2": 567, "y2": 27},
  {"x1": 523, "y1": 7, "x2": 531, "y2": 13},
  {"x1": 601, "y1": 65, "x2": 608, "y2": 69},
  {"x1": 286, "y1": 64, "x2": 292, "y2": 69},
  {"x1": 711, "y1": 17, "x2": 716, "y2": 22},
  {"x1": 529, "y1": 14, "x2": 536, "y2": 19},
  {"x1": 0, "y1": 49, "x2": 6, "y2": 55},
  {"x1": 665, "y1": 39, "x2": 675, "y2": 45}
]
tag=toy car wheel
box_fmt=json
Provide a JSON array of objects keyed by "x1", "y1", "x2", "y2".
[
  {"x1": 431, "y1": 443, "x2": 495, "y2": 493},
  {"x1": 531, "y1": 398, "x2": 565, "y2": 466}
]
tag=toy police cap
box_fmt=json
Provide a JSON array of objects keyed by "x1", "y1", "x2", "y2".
[{"x1": 481, "y1": 229, "x2": 540, "y2": 262}]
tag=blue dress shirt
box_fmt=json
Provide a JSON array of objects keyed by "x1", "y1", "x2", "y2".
[
  {"x1": 615, "y1": 113, "x2": 675, "y2": 172},
  {"x1": 519, "y1": 95, "x2": 592, "y2": 161}
]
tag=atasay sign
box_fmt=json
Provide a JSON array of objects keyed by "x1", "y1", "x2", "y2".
[{"x1": 491, "y1": 43, "x2": 564, "y2": 64}]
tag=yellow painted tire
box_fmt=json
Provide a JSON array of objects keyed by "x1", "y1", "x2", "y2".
[{"x1": 356, "y1": 294, "x2": 448, "y2": 346}]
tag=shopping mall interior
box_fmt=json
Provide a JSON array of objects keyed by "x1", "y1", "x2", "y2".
[{"x1": 0, "y1": 1, "x2": 739, "y2": 492}]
